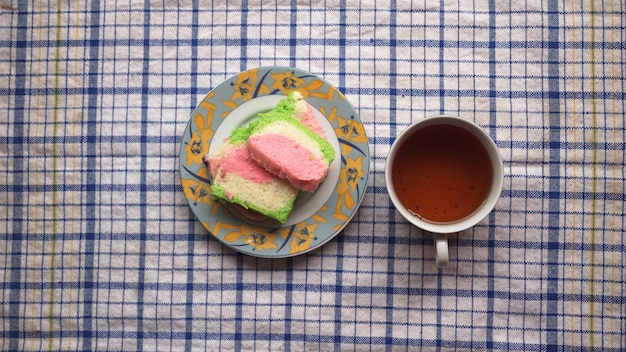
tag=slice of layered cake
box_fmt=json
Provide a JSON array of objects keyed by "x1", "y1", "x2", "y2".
[
  {"x1": 204, "y1": 127, "x2": 298, "y2": 223},
  {"x1": 246, "y1": 95, "x2": 335, "y2": 192}
]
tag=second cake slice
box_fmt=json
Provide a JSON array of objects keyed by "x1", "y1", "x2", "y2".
[
  {"x1": 246, "y1": 100, "x2": 336, "y2": 193},
  {"x1": 205, "y1": 127, "x2": 299, "y2": 223}
]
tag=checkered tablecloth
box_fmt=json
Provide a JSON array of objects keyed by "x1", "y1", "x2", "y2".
[{"x1": 1, "y1": 1, "x2": 624, "y2": 351}]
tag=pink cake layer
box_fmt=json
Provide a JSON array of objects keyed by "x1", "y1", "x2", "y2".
[
  {"x1": 212, "y1": 145, "x2": 276, "y2": 183},
  {"x1": 247, "y1": 133, "x2": 329, "y2": 192},
  {"x1": 294, "y1": 98, "x2": 326, "y2": 138}
]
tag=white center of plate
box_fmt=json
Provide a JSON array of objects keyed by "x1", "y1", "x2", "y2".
[{"x1": 208, "y1": 95, "x2": 341, "y2": 227}]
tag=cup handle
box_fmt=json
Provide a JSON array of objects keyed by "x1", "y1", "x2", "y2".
[{"x1": 433, "y1": 233, "x2": 448, "y2": 267}]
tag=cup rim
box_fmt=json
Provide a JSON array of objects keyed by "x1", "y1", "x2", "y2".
[{"x1": 385, "y1": 115, "x2": 504, "y2": 234}]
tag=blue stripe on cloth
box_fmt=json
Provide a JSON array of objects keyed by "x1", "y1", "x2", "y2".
[
  {"x1": 185, "y1": 219, "x2": 196, "y2": 351},
  {"x1": 136, "y1": 3, "x2": 152, "y2": 350},
  {"x1": 190, "y1": 0, "x2": 199, "y2": 104},
  {"x1": 8, "y1": 2, "x2": 28, "y2": 350},
  {"x1": 438, "y1": 0, "x2": 445, "y2": 115},
  {"x1": 284, "y1": 7, "x2": 298, "y2": 347},
  {"x1": 4, "y1": 279, "x2": 609, "y2": 301},
  {"x1": 3, "y1": 223, "x2": 625, "y2": 252},
  {"x1": 233, "y1": 5, "x2": 248, "y2": 351},
  {"x1": 436, "y1": 273, "x2": 444, "y2": 350},
  {"x1": 4, "y1": 329, "x2": 625, "y2": 352},
  {"x1": 332, "y1": 247, "x2": 347, "y2": 349},
  {"x1": 7, "y1": 86, "x2": 626, "y2": 101},
  {"x1": 486, "y1": 1, "x2": 497, "y2": 349},
  {"x1": 332, "y1": 236, "x2": 346, "y2": 350},
  {"x1": 386, "y1": 2, "x2": 398, "y2": 351},
  {"x1": 103, "y1": 8, "x2": 119, "y2": 349},
  {"x1": 240, "y1": 0, "x2": 248, "y2": 69},
  {"x1": 337, "y1": 1, "x2": 347, "y2": 94},
  {"x1": 234, "y1": 255, "x2": 244, "y2": 351},
  {"x1": 3, "y1": 37, "x2": 623, "y2": 52},
  {"x1": 522, "y1": 28, "x2": 532, "y2": 348},
  {"x1": 289, "y1": 0, "x2": 297, "y2": 68},
  {"x1": 0, "y1": 133, "x2": 615, "y2": 162},
  {"x1": 2, "y1": 86, "x2": 623, "y2": 101},
  {"x1": 82, "y1": 1, "x2": 100, "y2": 348},
  {"x1": 333, "y1": 2, "x2": 348, "y2": 351},
  {"x1": 184, "y1": 4, "x2": 199, "y2": 351},
  {"x1": 284, "y1": 258, "x2": 294, "y2": 350},
  {"x1": 546, "y1": 0, "x2": 561, "y2": 349},
  {"x1": 436, "y1": 2, "x2": 445, "y2": 350}
]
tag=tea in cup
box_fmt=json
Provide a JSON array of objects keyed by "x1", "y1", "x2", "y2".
[{"x1": 385, "y1": 115, "x2": 503, "y2": 266}]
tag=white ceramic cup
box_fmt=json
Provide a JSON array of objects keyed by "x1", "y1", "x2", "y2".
[{"x1": 385, "y1": 115, "x2": 504, "y2": 266}]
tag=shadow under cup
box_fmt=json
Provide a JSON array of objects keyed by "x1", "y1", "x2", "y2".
[{"x1": 385, "y1": 115, "x2": 504, "y2": 266}]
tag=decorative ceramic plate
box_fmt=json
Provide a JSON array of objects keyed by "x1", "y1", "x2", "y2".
[{"x1": 179, "y1": 67, "x2": 370, "y2": 257}]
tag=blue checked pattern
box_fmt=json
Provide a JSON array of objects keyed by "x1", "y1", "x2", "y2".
[{"x1": 1, "y1": 1, "x2": 624, "y2": 351}]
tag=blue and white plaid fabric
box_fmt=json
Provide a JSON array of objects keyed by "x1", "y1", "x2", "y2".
[{"x1": 1, "y1": 1, "x2": 624, "y2": 351}]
